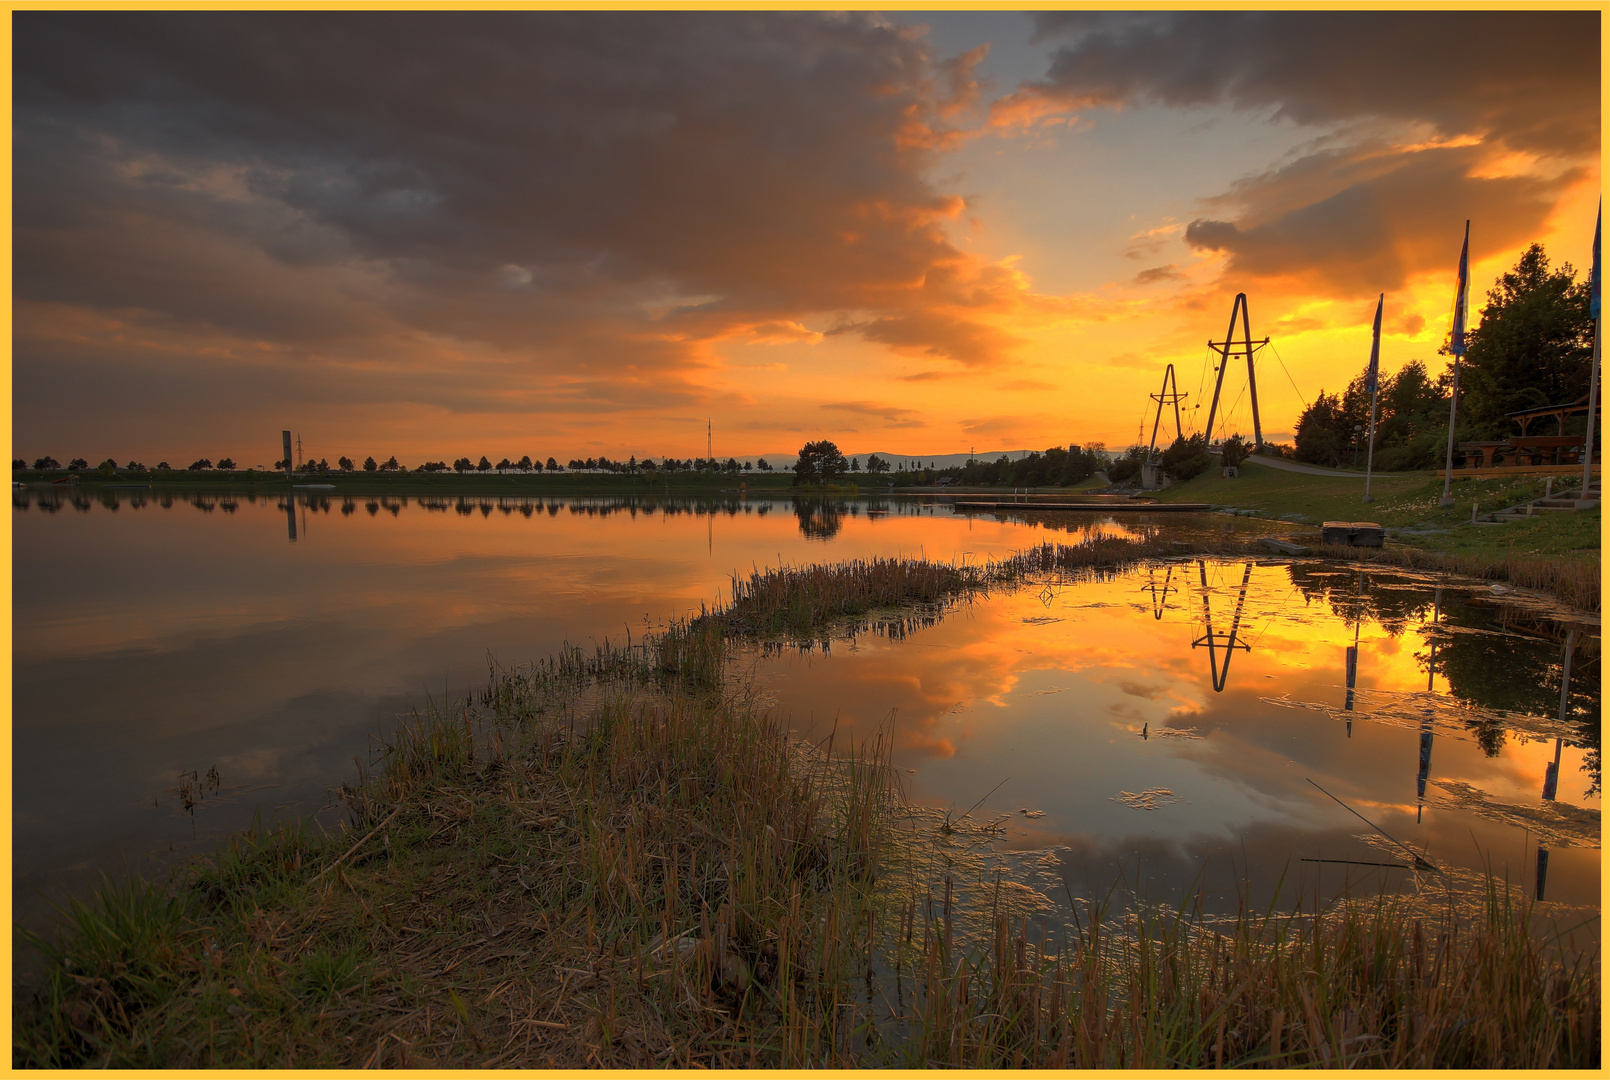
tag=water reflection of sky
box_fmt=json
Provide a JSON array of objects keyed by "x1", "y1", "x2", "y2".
[
  {"x1": 12, "y1": 488, "x2": 1600, "y2": 939},
  {"x1": 751, "y1": 560, "x2": 1599, "y2": 919}
]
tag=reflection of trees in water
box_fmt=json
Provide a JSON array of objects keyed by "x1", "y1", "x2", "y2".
[
  {"x1": 1283, "y1": 565, "x2": 1599, "y2": 784},
  {"x1": 1285, "y1": 564, "x2": 1435, "y2": 638},
  {"x1": 1426, "y1": 619, "x2": 1599, "y2": 778},
  {"x1": 793, "y1": 498, "x2": 845, "y2": 541}
]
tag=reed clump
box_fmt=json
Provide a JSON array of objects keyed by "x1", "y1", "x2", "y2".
[
  {"x1": 702, "y1": 533, "x2": 1249, "y2": 647},
  {"x1": 877, "y1": 884, "x2": 1598, "y2": 1069}
]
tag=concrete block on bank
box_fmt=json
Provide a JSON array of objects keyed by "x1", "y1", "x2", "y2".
[{"x1": 1320, "y1": 521, "x2": 1385, "y2": 547}]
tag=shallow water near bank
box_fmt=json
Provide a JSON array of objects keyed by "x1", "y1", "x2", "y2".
[
  {"x1": 746, "y1": 560, "x2": 1599, "y2": 939},
  {"x1": 13, "y1": 487, "x2": 1600, "y2": 958}
]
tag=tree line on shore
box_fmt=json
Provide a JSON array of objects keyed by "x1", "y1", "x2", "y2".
[
  {"x1": 13, "y1": 453, "x2": 787, "y2": 476},
  {"x1": 1292, "y1": 242, "x2": 1596, "y2": 469}
]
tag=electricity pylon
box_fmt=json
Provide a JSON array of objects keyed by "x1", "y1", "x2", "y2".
[{"x1": 1204, "y1": 293, "x2": 1268, "y2": 450}]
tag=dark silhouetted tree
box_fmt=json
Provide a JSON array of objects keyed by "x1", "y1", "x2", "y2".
[
  {"x1": 1462, "y1": 243, "x2": 1593, "y2": 432},
  {"x1": 793, "y1": 440, "x2": 849, "y2": 486},
  {"x1": 1295, "y1": 392, "x2": 1346, "y2": 466},
  {"x1": 1161, "y1": 434, "x2": 1211, "y2": 481},
  {"x1": 363, "y1": 455, "x2": 378, "y2": 472},
  {"x1": 218, "y1": 457, "x2": 237, "y2": 470},
  {"x1": 1219, "y1": 435, "x2": 1250, "y2": 469},
  {"x1": 34, "y1": 456, "x2": 61, "y2": 470},
  {"x1": 1105, "y1": 445, "x2": 1150, "y2": 485}
]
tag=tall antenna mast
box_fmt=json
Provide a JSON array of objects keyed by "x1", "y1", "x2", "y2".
[{"x1": 707, "y1": 418, "x2": 711, "y2": 466}]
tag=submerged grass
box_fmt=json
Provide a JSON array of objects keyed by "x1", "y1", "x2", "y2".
[
  {"x1": 1307, "y1": 542, "x2": 1602, "y2": 613},
  {"x1": 15, "y1": 533, "x2": 1600, "y2": 1067}
]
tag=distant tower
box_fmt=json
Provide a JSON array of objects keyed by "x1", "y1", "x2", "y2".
[
  {"x1": 281, "y1": 431, "x2": 293, "y2": 479},
  {"x1": 707, "y1": 418, "x2": 712, "y2": 465}
]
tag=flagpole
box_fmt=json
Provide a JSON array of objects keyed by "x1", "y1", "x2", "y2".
[
  {"x1": 1363, "y1": 293, "x2": 1383, "y2": 504},
  {"x1": 1438, "y1": 358, "x2": 1460, "y2": 506},
  {"x1": 1585, "y1": 331, "x2": 1600, "y2": 495},
  {"x1": 1439, "y1": 221, "x2": 1470, "y2": 508},
  {"x1": 1583, "y1": 202, "x2": 1600, "y2": 497}
]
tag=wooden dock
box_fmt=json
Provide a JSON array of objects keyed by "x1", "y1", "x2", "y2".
[{"x1": 953, "y1": 500, "x2": 1210, "y2": 512}]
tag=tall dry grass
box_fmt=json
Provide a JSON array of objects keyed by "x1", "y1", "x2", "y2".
[{"x1": 876, "y1": 883, "x2": 1597, "y2": 1068}]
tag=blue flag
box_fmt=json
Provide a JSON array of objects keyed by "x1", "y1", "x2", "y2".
[
  {"x1": 1365, "y1": 293, "x2": 1383, "y2": 395},
  {"x1": 1592, "y1": 201, "x2": 1601, "y2": 320},
  {"x1": 1449, "y1": 221, "x2": 1470, "y2": 356}
]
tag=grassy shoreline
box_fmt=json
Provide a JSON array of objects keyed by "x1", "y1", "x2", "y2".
[
  {"x1": 15, "y1": 536, "x2": 1600, "y2": 1067},
  {"x1": 1151, "y1": 459, "x2": 1600, "y2": 558}
]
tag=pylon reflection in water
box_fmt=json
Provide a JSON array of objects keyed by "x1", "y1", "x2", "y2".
[
  {"x1": 1537, "y1": 626, "x2": 1579, "y2": 902},
  {"x1": 1190, "y1": 560, "x2": 1252, "y2": 693}
]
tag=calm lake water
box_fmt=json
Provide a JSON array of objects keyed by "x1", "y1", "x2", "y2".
[{"x1": 13, "y1": 486, "x2": 1601, "y2": 946}]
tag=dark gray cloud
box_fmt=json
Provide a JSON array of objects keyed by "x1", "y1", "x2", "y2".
[
  {"x1": 13, "y1": 11, "x2": 1021, "y2": 449},
  {"x1": 1027, "y1": 11, "x2": 1598, "y2": 156},
  {"x1": 1014, "y1": 11, "x2": 1598, "y2": 298},
  {"x1": 1132, "y1": 264, "x2": 1183, "y2": 286},
  {"x1": 1183, "y1": 145, "x2": 1574, "y2": 294}
]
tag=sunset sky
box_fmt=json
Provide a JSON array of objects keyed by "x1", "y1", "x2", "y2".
[{"x1": 12, "y1": 9, "x2": 1602, "y2": 466}]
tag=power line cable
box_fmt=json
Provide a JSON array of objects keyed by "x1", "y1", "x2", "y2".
[
  {"x1": 1221, "y1": 383, "x2": 1248, "y2": 443},
  {"x1": 1268, "y1": 342, "x2": 1309, "y2": 409},
  {"x1": 1187, "y1": 346, "x2": 1213, "y2": 437}
]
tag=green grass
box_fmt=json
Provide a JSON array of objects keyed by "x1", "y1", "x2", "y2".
[{"x1": 1154, "y1": 459, "x2": 1600, "y2": 560}]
